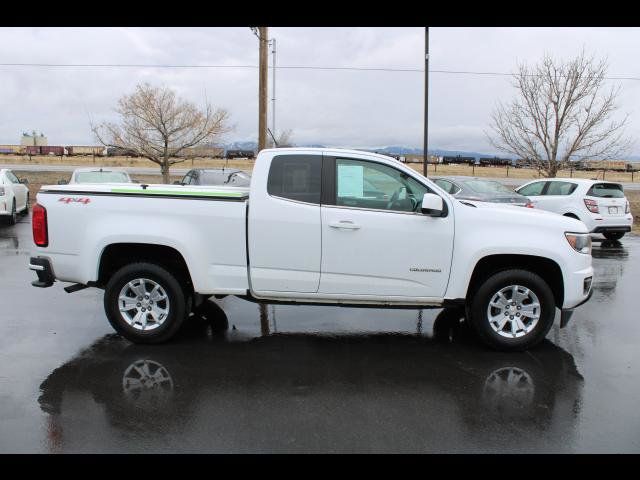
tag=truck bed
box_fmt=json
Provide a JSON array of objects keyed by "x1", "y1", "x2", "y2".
[{"x1": 34, "y1": 182, "x2": 250, "y2": 294}]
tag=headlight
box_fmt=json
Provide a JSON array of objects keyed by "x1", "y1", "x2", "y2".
[{"x1": 565, "y1": 232, "x2": 592, "y2": 254}]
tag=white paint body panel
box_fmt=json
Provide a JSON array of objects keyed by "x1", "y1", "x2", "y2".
[
  {"x1": 32, "y1": 149, "x2": 594, "y2": 311},
  {"x1": 0, "y1": 169, "x2": 29, "y2": 215}
]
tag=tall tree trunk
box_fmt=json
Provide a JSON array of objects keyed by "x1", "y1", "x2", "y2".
[{"x1": 161, "y1": 162, "x2": 170, "y2": 184}]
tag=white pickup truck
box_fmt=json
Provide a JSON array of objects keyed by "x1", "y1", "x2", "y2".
[{"x1": 29, "y1": 148, "x2": 594, "y2": 350}]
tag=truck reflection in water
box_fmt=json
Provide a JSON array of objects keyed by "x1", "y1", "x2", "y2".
[
  {"x1": 590, "y1": 239, "x2": 629, "y2": 301},
  {"x1": 38, "y1": 302, "x2": 584, "y2": 453}
]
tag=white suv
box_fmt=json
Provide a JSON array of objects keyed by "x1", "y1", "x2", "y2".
[{"x1": 516, "y1": 178, "x2": 633, "y2": 241}]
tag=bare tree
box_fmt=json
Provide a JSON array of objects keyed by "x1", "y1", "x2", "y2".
[
  {"x1": 266, "y1": 128, "x2": 294, "y2": 148},
  {"x1": 487, "y1": 51, "x2": 632, "y2": 177},
  {"x1": 93, "y1": 83, "x2": 231, "y2": 183}
]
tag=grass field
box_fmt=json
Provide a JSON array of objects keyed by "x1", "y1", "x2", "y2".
[{"x1": 10, "y1": 165, "x2": 640, "y2": 235}]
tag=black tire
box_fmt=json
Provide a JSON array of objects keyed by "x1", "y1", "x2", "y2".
[
  {"x1": 603, "y1": 232, "x2": 624, "y2": 241},
  {"x1": 468, "y1": 269, "x2": 556, "y2": 351},
  {"x1": 21, "y1": 194, "x2": 29, "y2": 215},
  {"x1": 7, "y1": 200, "x2": 17, "y2": 225},
  {"x1": 104, "y1": 262, "x2": 188, "y2": 344}
]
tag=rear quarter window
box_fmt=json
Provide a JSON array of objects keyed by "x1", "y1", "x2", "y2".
[
  {"x1": 267, "y1": 155, "x2": 322, "y2": 204},
  {"x1": 587, "y1": 183, "x2": 625, "y2": 198}
]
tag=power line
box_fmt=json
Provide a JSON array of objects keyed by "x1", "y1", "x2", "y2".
[{"x1": 1, "y1": 62, "x2": 640, "y2": 81}]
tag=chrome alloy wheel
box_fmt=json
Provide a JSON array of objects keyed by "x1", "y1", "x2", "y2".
[
  {"x1": 118, "y1": 278, "x2": 170, "y2": 331},
  {"x1": 486, "y1": 285, "x2": 541, "y2": 338}
]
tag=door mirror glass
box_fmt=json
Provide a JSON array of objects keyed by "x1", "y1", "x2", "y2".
[
  {"x1": 421, "y1": 193, "x2": 444, "y2": 216},
  {"x1": 57, "y1": 179, "x2": 68, "y2": 185},
  {"x1": 19, "y1": 178, "x2": 28, "y2": 184}
]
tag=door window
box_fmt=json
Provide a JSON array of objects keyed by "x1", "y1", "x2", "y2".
[
  {"x1": 545, "y1": 181, "x2": 578, "y2": 196},
  {"x1": 517, "y1": 181, "x2": 546, "y2": 196},
  {"x1": 335, "y1": 158, "x2": 429, "y2": 213},
  {"x1": 267, "y1": 155, "x2": 321, "y2": 204}
]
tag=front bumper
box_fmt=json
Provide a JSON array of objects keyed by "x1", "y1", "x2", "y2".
[
  {"x1": 560, "y1": 276, "x2": 594, "y2": 328},
  {"x1": 29, "y1": 256, "x2": 55, "y2": 287}
]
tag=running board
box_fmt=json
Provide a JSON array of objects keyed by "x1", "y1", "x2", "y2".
[{"x1": 64, "y1": 283, "x2": 89, "y2": 294}]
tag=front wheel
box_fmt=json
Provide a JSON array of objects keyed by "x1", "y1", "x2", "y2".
[
  {"x1": 468, "y1": 269, "x2": 556, "y2": 351},
  {"x1": 104, "y1": 262, "x2": 188, "y2": 344},
  {"x1": 603, "y1": 232, "x2": 624, "y2": 241}
]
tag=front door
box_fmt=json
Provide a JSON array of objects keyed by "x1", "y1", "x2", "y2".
[{"x1": 319, "y1": 156, "x2": 454, "y2": 299}]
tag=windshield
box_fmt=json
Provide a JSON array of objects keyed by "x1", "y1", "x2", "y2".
[
  {"x1": 75, "y1": 171, "x2": 130, "y2": 183},
  {"x1": 587, "y1": 183, "x2": 624, "y2": 198},
  {"x1": 462, "y1": 179, "x2": 516, "y2": 195}
]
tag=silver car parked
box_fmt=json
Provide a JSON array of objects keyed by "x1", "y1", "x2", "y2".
[{"x1": 433, "y1": 176, "x2": 533, "y2": 207}]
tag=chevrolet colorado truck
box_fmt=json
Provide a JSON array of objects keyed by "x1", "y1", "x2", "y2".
[{"x1": 28, "y1": 148, "x2": 594, "y2": 350}]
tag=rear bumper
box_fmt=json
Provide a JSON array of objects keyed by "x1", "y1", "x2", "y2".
[
  {"x1": 584, "y1": 213, "x2": 633, "y2": 233},
  {"x1": 592, "y1": 226, "x2": 631, "y2": 234},
  {"x1": 29, "y1": 256, "x2": 55, "y2": 287}
]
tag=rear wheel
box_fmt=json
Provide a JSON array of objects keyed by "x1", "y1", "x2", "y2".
[
  {"x1": 468, "y1": 269, "x2": 556, "y2": 351},
  {"x1": 603, "y1": 232, "x2": 624, "y2": 241},
  {"x1": 104, "y1": 262, "x2": 188, "y2": 344}
]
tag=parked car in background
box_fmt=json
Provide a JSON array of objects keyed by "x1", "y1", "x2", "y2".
[
  {"x1": 63, "y1": 168, "x2": 133, "y2": 185},
  {"x1": 180, "y1": 168, "x2": 251, "y2": 187},
  {"x1": 0, "y1": 168, "x2": 29, "y2": 225},
  {"x1": 432, "y1": 176, "x2": 533, "y2": 207},
  {"x1": 515, "y1": 178, "x2": 633, "y2": 241}
]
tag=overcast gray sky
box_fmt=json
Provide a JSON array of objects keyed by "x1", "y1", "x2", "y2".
[{"x1": 1, "y1": 27, "x2": 639, "y2": 154}]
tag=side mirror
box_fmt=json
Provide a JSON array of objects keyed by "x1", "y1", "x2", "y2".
[
  {"x1": 173, "y1": 180, "x2": 182, "y2": 185},
  {"x1": 57, "y1": 179, "x2": 68, "y2": 185},
  {"x1": 19, "y1": 178, "x2": 29, "y2": 184},
  {"x1": 421, "y1": 193, "x2": 444, "y2": 216}
]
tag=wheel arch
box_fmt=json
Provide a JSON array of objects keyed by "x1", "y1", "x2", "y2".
[
  {"x1": 467, "y1": 254, "x2": 564, "y2": 309},
  {"x1": 97, "y1": 243, "x2": 194, "y2": 292}
]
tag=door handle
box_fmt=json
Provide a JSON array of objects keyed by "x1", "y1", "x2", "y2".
[{"x1": 329, "y1": 220, "x2": 361, "y2": 230}]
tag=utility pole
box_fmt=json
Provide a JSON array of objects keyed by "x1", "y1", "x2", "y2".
[
  {"x1": 423, "y1": 27, "x2": 429, "y2": 177},
  {"x1": 271, "y1": 37, "x2": 277, "y2": 139},
  {"x1": 258, "y1": 27, "x2": 269, "y2": 152}
]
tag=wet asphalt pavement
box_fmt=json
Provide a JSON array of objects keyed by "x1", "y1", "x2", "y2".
[{"x1": 1, "y1": 214, "x2": 639, "y2": 453}]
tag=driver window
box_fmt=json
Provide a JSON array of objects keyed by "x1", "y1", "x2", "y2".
[{"x1": 335, "y1": 158, "x2": 429, "y2": 213}]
